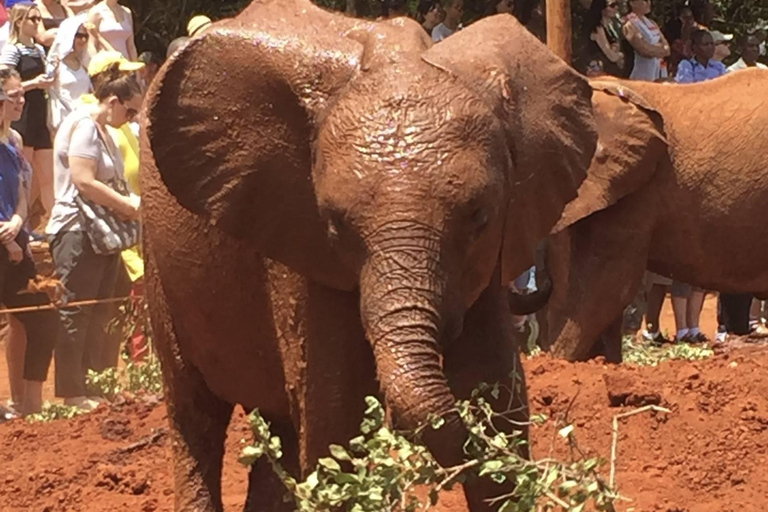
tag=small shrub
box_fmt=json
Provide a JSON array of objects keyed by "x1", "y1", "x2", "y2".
[
  {"x1": 26, "y1": 402, "x2": 85, "y2": 423},
  {"x1": 622, "y1": 336, "x2": 714, "y2": 367}
]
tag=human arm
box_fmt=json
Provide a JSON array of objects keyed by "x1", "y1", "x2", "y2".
[
  {"x1": 623, "y1": 21, "x2": 670, "y2": 58},
  {"x1": 594, "y1": 27, "x2": 623, "y2": 63},
  {"x1": 71, "y1": 156, "x2": 139, "y2": 220},
  {"x1": 125, "y1": 7, "x2": 137, "y2": 61},
  {"x1": 0, "y1": 175, "x2": 27, "y2": 244},
  {"x1": 69, "y1": 120, "x2": 139, "y2": 220},
  {"x1": 675, "y1": 59, "x2": 693, "y2": 83}
]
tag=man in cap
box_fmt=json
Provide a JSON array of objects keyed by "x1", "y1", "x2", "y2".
[{"x1": 710, "y1": 30, "x2": 733, "y2": 62}]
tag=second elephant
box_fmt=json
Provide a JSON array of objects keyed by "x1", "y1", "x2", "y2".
[{"x1": 543, "y1": 69, "x2": 768, "y2": 361}]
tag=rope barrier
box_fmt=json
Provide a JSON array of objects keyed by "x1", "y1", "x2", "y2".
[{"x1": 0, "y1": 296, "x2": 143, "y2": 315}]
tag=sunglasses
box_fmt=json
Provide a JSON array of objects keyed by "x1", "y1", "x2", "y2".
[
  {"x1": 27, "y1": 16, "x2": 42, "y2": 23},
  {"x1": 75, "y1": 32, "x2": 89, "y2": 40},
  {"x1": 119, "y1": 99, "x2": 138, "y2": 121}
]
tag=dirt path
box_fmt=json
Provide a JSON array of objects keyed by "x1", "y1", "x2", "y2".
[{"x1": 3, "y1": 343, "x2": 768, "y2": 511}]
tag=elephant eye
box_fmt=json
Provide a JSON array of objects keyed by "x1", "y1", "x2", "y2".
[{"x1": 470, "y1": 207, "x2": 489, "y2": 235}]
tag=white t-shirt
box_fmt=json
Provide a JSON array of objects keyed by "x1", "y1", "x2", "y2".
[
  {"x1": 47, "y1": 109, "x2": 125, "y2": 235},
  {"x1": 727, "y1": 58, "x2": 768, "y2": 72},
  {"x1": 431, "y1": 23, "x2": 454, "y2": 42},
  {"x1": 49, "y1": 63, "x2": 92, "y2": 130}
]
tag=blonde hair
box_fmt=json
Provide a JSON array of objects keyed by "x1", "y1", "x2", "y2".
[
  {"x1": 0, "y1": 68, "x2": 22, "y2": 141},
  {"x1": 8, "y1": 3, "x2": 39, "y2": 45}
]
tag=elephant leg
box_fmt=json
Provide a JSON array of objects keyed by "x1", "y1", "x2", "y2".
[
  {"x1": 243, "y1": 418, "x2": 299, "y2": 512},
  {"x1": 298, "y1": 283, "x2": 378, "y2": 473},
  {"x1": 264, "y1": 264, "x2": 378, "y2": 478},
  {"x1": 444, "y1": 275, "x2": 529, "y2": 512},
  {"x1": 145, "y1": 259, "x2": 234, "y2": 512},
  {"x1": 547, "y1": 201, "x2": 651, "y2": 361},
  {"x1": 589, "y1": 313, "x2": 624, "y2": 364}
]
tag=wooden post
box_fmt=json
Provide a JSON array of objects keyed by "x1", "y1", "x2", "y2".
[{"x1": 546, "y1": 0, "x2": 572, "y2": 63}]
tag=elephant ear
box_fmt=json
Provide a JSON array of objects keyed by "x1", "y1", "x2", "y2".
[
  {"x1": 144, "y1": 0, "x2": 367, "y2": 291},
  {"x1": 422, "y1": 15, "x2": 598, "y2": 285},
  {"x1": 553, "y1": 81, "x2": 668, "y2": 232}
]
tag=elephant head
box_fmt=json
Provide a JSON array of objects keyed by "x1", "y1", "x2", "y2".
[{"x1": 143, "y1": 0, "x2": 596, "y2": 465}]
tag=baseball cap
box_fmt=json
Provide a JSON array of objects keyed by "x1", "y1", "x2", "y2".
[
  {"x1": 187, "y1": 15, "x2": 212, "y2": 37},
  {"x1": 88, "y1": 51, "x2": 145, "y2": 77},
  {"x1": 710, "y1": 30, "x2": 734, "y2": 44}
]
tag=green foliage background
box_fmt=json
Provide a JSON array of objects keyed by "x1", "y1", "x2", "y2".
[{"x1": 125, "y1": 0, "x2": 767, "y2": 59}]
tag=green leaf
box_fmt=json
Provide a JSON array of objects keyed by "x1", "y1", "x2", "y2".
[
  {"x1": 558, "y1": 424, "x2": 575, "y2": 438},
  {"x1": 239, "y1": 445, "x2": 264, "y2": 466},
  {"x1": 479, "y1": 460, "x2": 504, "y2": 476},
  {"x1": 329, "y1": 444, "x2": 351, "y2": 461},
  {"x1": 318, "y1": 457, "x2": 341, "y2": 472}
]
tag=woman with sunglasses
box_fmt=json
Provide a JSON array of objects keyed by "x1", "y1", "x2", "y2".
[
  {"x1": 0, "y1": 3, "x2": 56, "y2": 235},
  {"x1": 581, "y1": 0, "x2": 626, "y2": 77},
  {"x1": 46, "y1": 55, "x2": 141, "y2": 410},
  {"x1": 0, "y1": 68, "x2": 60, "y2": 417},
  {"x1": 48, "y1": 18, "x2": 91, "y2": 132}
]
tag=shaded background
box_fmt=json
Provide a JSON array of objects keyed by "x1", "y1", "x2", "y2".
[{"x1": 125, "y1": 0, "x2": 768, "y2": 62}]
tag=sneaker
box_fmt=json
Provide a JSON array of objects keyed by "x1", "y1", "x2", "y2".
[
  {"x1": 715, "y1": 331, "x2": 727, "y2": 344},
  {"x1": 63, "y1": 396, "x2": 101, "y2": 412},
  {"x1": 690, "y1": 332, "x2": 710, "y2": 344},
  {"x1": 642, "y1": 330, "x2": 671, "y2": 346}
]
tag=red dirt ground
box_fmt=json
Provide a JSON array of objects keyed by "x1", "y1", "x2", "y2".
[{"x1": 3, "y1": 341, "x2": 768, "y2": 512}]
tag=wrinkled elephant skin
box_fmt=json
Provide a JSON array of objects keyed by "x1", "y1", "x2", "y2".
[
  {"x1": 545, "y1": 70, "x2": 768, "y2": 362},
  {"x1": 141, "y1": 1, "x2": 599, "y2": 510}
]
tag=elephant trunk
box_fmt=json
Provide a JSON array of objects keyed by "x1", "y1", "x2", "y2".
[{"x1": 359, "y1": 249, "x2": 466, "y2": 467}]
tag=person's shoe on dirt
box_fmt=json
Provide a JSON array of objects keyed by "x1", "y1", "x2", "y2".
[
  {"x1": 642, "y1": 329, "x2": 672, "y2": 346},
  {"x1": 63, "y1": 397, "x2": 101, "y2": 412}
]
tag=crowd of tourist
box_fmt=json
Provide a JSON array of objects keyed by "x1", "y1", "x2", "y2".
[
  {"x1": 0, "y1": 0, "x2": 212, "y2": 419},
  {"x1": 0, "y1": 0, "x2": 766, "y2": 420}
]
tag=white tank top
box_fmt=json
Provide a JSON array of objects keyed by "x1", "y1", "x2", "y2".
[{"x1": 97, "y1": 5, "x2": 132, "y2": 58}]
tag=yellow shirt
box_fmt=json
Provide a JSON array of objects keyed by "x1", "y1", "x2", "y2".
[{"x1": 108, "y1": 123, "x2": 144, "y2": 282}]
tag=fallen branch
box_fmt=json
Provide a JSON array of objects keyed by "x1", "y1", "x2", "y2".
[
  {"x1": 114, "y1": 428, "x2": 166, "y2": 455},
  {"x1": 610, "y1": 405, "x2": 671, "y2": 488}
]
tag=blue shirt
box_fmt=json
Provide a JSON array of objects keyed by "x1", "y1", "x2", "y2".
[
  {"x1": 675, "y1": 58, "x2": 727, "y2": 83},
  {"x1": 0, "y1": 142, "x2": 21, "y2": 222}
]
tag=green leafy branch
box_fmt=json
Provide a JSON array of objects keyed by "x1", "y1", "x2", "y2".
[{"x1": 240, "y1": 388, "x2": 618, "y2": 512}]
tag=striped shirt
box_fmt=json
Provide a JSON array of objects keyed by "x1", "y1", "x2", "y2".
[{"x1": 0, "y1": 42, "x2": 46, "y2": 68}]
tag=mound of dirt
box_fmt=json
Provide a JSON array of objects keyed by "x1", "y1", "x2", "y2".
[{"x1": 4, "y1": 346, "x2": 768, "y2": 512}]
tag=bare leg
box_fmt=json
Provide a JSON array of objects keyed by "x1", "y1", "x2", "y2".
[
  {"x1": 6, "y1": 315, "x2": 26, "y2": 407},
  {"x1": 32, "y1": 149, "x2": 55, "y2": 226},
  {"x1": 686, "y1": 289, "x2": 705, "y2": 332},
  {"x1": 671, "y1": 296, "x2": 688, "y2": 334}
]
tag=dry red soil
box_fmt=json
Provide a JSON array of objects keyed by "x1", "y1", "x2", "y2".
[{"x1": 3, "y1": 342, "x2": 768, "y2": 512}]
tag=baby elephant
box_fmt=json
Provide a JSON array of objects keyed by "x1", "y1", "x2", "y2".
[{"x1": 141, "y1": 0, "x2": 598, "y2": 510}]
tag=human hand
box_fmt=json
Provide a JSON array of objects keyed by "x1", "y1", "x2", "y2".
[
  {"x1": 4, "y1": 240, "x2": 23, "y2": 263},
  {"x1": 0, "y1": 217, "x2": 22, "y2": 244},
  {"x1": 33, "y1": 74, "x2": 56, "y2": 90}
]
